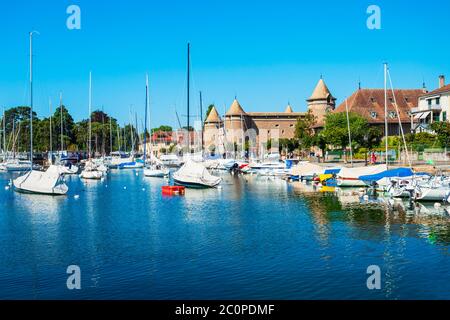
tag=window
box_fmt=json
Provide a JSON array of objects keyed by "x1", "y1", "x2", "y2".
[
  {"x1": 443, "y1": 111, "x2": 447, "y2": 122},
  {"x1": 434, "y1": 114, "x2": 440, "y2": 122},
  {"x1": 275, "y1": 124, "x2": 280, "y2": 128},
  {"x1": 388, "y1": 111, "x2": 397, "y2": 119},
  {"x1": 370, "y1": 97, "x2": 375, "y2": 103},
  {"x1": 405, "y1": 97, "x2": 409, "y2": 102},
  {"x1": 290, "y1": 124, "x2": 294, "y2": 128},
  {"x1": 428, "y1": 99, "x2": 432, "y2": 106},
  {"x1": 370, "y1": 111, "x2": 377, "y2": 119},
  {"x1": 436, "y1": 98, "x2": 440, "y2": 105}
]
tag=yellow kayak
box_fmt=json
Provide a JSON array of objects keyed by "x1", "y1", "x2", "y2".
[
  {"x1": 319, "y1": 173, "x2": 333, "y2": 183},
  {"x1": 320, "y1": 186, "x2": 336, "y2": 193}
]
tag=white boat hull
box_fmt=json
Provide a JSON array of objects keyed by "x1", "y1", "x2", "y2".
[{"x1": 13, "y1": 167, "x2": 68, "y2": 195}]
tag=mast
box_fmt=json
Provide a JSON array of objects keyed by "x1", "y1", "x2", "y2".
[
  {"x1": 199, "y1": 91, "x2": 203, "y2": 156},
  {"x1": 135, "y1": 112, "x2": 139, "y2": 152},
  {"x1": 2, "y1": 108, "x2": 5, "y2": 161},
  {"x1": 49, "y1": 98, "x2": 52, "y2": 164},
  {"x1": 102, "y1": 107, "x2": 105, "y2": 157},
  {"x1": 60, "y1": 92, "x2": 64, "y2": 152},
  {"x1": 187, "y1": 42, "x2": 190, "y2": 152},
  {"x1": 143, "y1": 74, "x2": 149, "y2": 163},
  {"x1": 109, "y1": 116, "x2": 112, "y2": 156},
  {"x1": 345, "y1": 98, "x2": 353, "y2": 167},
  {"x1": 29, "y1": 31, "x2": 36, "y2": 171},
  {"x1": 88, "y1": 71, "x2": 92, "y2": 160},
  {"x1": 384, "y1": 62, "x2": 388, "y2": 168},
  {"x1": 12, "y1": 117, "x2": 15, "y2": 159},
  {"x1": 117, "y1": 123, "x2": 121, "y2": 152}
]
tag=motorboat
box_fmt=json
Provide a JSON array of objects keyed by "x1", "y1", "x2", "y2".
[
  {"x1": 160, "y1": 154, "x2": 182, "y2": 168},
  {"x1": 1, "y1": 159, "x2": 33, "y2": 172},
  {"x1": 173, "y1": 160, "x2": 222, "y2": 188},
  {"x1": 118, "y1": 159, "x2": 144, "y2": 169},
  {"x1": 144, "y1": 164, "x2": 170, "y2": 177},
  {"x1": 79, "y1": 161, "x2": 103, "y2": 180}
]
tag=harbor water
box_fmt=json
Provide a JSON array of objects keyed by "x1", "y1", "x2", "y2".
[{"x1": 1, "y1": 170, "x2": 450, "y2": 299}]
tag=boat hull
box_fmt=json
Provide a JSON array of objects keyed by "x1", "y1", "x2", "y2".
[{"x1": 173, "y1": 178, "x2": 219, "y2": 189}]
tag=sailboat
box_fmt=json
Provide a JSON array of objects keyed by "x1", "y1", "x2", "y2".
[
  {"x1": 143, "y1": 74, "x2": 169, "y2": 177},
  {"x1": 80, "y1": 72, "x2": 103, "y2": 180},
  {"x1": 56, "y1": 93, "x2": 79, "y2": 174},
  {"x1": 13, "y1": 32, "x2": 69, "y2": 195},
  {"x1": 173, "y1": 159, "x2": 222, "y2": 188},
  {"x1": 118, "y1": 108, "x2": 144, "y2": 169}
]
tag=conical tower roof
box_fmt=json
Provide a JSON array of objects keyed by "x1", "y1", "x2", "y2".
[
  {"x1": 226, "y1": 99, "x2": 246, "y2": 116},
  {"x1": 205, "y1": 106, "x2": 221, "y2": 123},
  {"x1": 284, "y1": 104, "x2": 294, "y2": 113},
  {"x1": 308, "y1": 78, "x2": 334, "y2": 101}
]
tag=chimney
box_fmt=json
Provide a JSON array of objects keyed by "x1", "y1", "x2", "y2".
[{"x1": 439, "y1": 75, "x2": 445, "y2": 89}]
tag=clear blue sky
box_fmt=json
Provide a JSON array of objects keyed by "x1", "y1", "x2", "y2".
[{"x1": 0, "y1": 0, "x2": 449, "y2": 129}]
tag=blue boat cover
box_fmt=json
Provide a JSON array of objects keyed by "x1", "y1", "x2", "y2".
[
  {"x1": 324, "y1": 168, "x2": 341, "y2": 175},
  {"x1": 359, "y1": 168, "x2": 413, "y2": 182}
]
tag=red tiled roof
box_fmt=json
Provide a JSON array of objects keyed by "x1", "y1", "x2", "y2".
[
  {"x1": 421, "y1": 84, "x2": 450, "y2": 96},
  {"x1": 333, "y1": 88, "x2": 423, "y2": 124}
]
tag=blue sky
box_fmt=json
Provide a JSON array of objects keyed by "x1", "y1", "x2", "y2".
[{"x1": 0, "y1": 0, "x2": 449, "y2": 128}]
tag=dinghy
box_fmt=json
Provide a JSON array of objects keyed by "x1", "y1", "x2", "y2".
[{"x1": 173, "y1": 160, "x2": 221, "y2": 188}]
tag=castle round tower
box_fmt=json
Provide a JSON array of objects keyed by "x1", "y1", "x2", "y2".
[
  {"x1": 203, "y1": 106, "x2": 222, "y2": 152},
  {"x1": 224, "y1": 99, "x2": 248, "y2": 147},
  {"x1": 307, "y1": 78, "x2": 336, "y2": 124}
]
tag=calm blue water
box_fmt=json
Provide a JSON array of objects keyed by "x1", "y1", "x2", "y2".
[{"x1": 1, "y1": 170, "x2": 450, "y2": 300}]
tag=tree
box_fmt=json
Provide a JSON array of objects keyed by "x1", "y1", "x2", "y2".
[
  {"x1": 314, "y1": 133, "x2": 327, "y2": 162},
  {"x1": 360, "y1": 127, "x2": 383, "y2": 165},
  {"x1": 152, "y1": 125, "x2": 173, "y2": 133},
  {"x1": 294, "y1": 110, "x2": 316, "y2": 151},
  {"x1": 321, "y1": 112, "x2": 369, "y2": 149},
  {"x1": 431, "y1": 122, "x2": 450, "y2": 148}
]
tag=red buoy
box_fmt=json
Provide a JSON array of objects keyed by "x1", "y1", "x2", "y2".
[{"x1": 162, "y1": 186, "x2": 185, "y2": 196}]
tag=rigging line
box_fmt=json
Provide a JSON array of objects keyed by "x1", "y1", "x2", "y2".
[{"x1": 387, "y1": 68, "x2": 412, "y2": 168}]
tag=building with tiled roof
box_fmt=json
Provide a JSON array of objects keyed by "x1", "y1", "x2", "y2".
[
  {"x1": 203, "y1": 99, "x2": 306, "y2": 156},
  {"x1": 329, "y1": 88, "x2": 424, "y2": 135},
  {"x1": 413, "y1": 75, "x2": 449, "y2": 133}
]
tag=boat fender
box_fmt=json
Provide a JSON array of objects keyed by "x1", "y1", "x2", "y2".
[
  {"x1": 124, "y1": 186, "x2": 127, "y2": 190},
  {"x1": 434, "y1": 203, "x2": 442, "y2": 209},
  {"x1": 74, "y1": 195, "x2": 80, "y2": 200},
  {"x1": 5, "y1": 186, "x2": 10, "y2": 190}
]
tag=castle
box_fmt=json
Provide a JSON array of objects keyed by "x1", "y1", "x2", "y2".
[{"x1": 203, "y1": 78, "x2": 336, "y2": 155}]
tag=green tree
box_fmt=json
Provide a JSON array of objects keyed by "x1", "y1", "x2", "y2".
[
  {"x1": 151, "y1": 125, "x2": 173, "y2": 133},
  {"x1": 431, "y1": 122, "x2": 450, "y2": 148},
  {"x1": 294, "y1": 110, "x2": 316, "y2": 151},
  {"x1": 321, "y1": 112, "x2": 369, "y2": 149}
]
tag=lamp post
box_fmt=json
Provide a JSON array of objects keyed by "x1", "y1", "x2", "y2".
[{"x1": 364, "y1": 134, "x2": 369, "y2": 166}]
